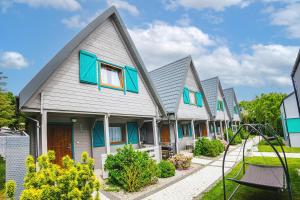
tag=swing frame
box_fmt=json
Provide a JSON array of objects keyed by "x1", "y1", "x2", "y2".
[{"x1": 222, "y1": 124, "x2": 293, "y2": 200}]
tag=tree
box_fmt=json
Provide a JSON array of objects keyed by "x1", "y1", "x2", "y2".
[
  {"x1": 239, "y1": 93, "x2": 286, "y2": 136},
  {"x1": 0, "y1": 92, "x2": 15, "y2": 127}
]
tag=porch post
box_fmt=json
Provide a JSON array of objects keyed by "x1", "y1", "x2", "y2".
[
  {"x1": 175, "y1": 120, "x2": 179, "y2": 153},
  {"x1": 104, "y1": 114, "x2": 110, "y2": 154},
  {"x1": 225, "y1": 120, "x2": 229, "y2": 143},
  {"x1": 152, "y1": 117, "x2": 159, "y2": 146},
  {"x1": 206, "y1": 120, "x2": 209, "y2": 137},
  {"x1": 191, "y1": 120, "x2": 195, "y2": 142},
  {"x1": 213, "y1": 121, "x2": 217, "y2": 138},
  {"x1": 41, "y1": 111, "x2": 47, "y2": 154},
  {"x1": 220, "y1": 121, "x2": 224, "y2": 139}
]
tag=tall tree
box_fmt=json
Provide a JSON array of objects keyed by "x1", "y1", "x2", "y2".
[{"x1": 239, "y1": 93, "x2": 286, "y2": 135}]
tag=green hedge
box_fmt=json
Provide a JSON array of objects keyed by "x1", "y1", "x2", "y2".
[
  {"x1": 0, "y1": 156, "x2": 5, "y2": 191},
  {"x1": 194, "y1": 138, "x2": 224, "y2": 157},
  {"x1": 105, "y1": 145, "x2": 159, "y2": 192},
  {"x1": 225, "y1": 129, "x2": 242, "y2": 145},
  {"x1": 158, "y1": 160, "x2": 175, "y2": 178}
]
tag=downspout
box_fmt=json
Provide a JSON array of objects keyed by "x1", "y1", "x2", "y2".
[{"x1": 25, "y1": 116, "x2": 40, "y2": 158}]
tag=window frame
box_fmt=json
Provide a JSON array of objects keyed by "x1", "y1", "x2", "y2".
[
  {"x1": 99, "y1": 62, "x2": 124, "y2": 90},
  {"x1": 109, "y1": 123, "x2": 126, "y2": 145},
  {"x1": 181, "y1": 124, "x2": 190, "y2": 137},
  {"x1": 189, "y1": 91, "x2": 197, "y2": 105}
]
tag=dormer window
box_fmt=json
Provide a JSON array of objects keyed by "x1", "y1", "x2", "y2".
[{"x1": 100, "y1": 63, "x2": 124, "y2": 89}]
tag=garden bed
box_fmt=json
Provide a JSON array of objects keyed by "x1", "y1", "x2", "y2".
[{"x1": 103, "y1": 163, "x2": 202, "y2": 200}]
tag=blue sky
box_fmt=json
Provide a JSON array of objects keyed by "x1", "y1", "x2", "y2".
[{"x1": 0, "y1": 0, "x2": 299, "y2": 101}]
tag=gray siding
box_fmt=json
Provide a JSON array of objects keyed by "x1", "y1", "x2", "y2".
[
  {"x1": 294, "y1": 62, "x2": 300, "y2": 109},
  {"x1": 177, "y1": 65, "x2": 209, "y2": 120},
  {"x1": 24, "y1": 18, "x2": 157, "y2": 117},
  {"x1": 283, "y1": 93, "x2": 299, "y2": 118},
  {"x1": 215, "y1": 87, "x2": 230, "y2": 120}
]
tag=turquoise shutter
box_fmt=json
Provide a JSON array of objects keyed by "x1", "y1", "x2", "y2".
[
  {"x1": 195, "y1": 92, "x2": 203, "y2": 107},
  {"x1": 178, "y1": 123, "x2": 183, "y2": 139},
  {"x1": 79, "y1": 50, "x2": 97, "y2": 84},
  {"x1": 286, "y1": 118, "x2": 300, "y2": 133},
  {"x1": 189, "y1": 123, "x2": 193, "y2": 137},
  {"x1": 127, "y1": 122, "x2": 139, "y2": 144},
  {"x1": 125, "y1": 66, "x2": 139, "y2": 93},
  {"x1": 93, "y1": 121, "x2": 105, "y2": 147},
  {"x1": 183, "y1": 87, "x2": 190, "y2": 104}
]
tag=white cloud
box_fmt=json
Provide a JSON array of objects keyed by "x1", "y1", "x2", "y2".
[
  {"x1": 164, "y1": 0, "x2": 252, "y2": 11},
  {"x1": 269, "y1": 2, "x2": 300, "y2": 38},
  {"x1": 176, "y1": 14, "x2": 191, "y2": 26},
  {"x1": 129, "y1": 22, "x2": 297, "y2": 88},
  {"x1": 0, "y1": 51, "x2": 29, "y2": 69},
  {"x1": 106, "y1": 0, "x2": 139, "y2": 16},
  {"x1": 62, "y1": 10, "x2": 103, "y2": 29},
  {"x1": 2, "y1": 0, "x2": 81, "y2": 12}
]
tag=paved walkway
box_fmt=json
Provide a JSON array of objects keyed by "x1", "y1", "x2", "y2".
[
  {"x1": 143, "y1": 139, "x2": 257, "y2": 200},
  {"x1": 252, "y1": 151, "x2": 300, "y2": 158}
]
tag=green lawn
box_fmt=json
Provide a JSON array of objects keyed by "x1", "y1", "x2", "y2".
[
  {"x1": 201, "y1": 157, "x2": 300, "y2": 200},
  {"x1": 258, "y1": 145, "x2": 300, "y2": 153},
  {"x1": 0, "y1": 156, "x2": 4, "y2": 198}
]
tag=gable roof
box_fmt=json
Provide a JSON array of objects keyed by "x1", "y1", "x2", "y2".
[
  {"x1": 19, "y1": 6, "x2": 166, "y2": 116},
  {"x1": 149, "y1": 56, "x2": 212, "y2": 117},
  {"x1": 223, "y1": 88, "x2": 241, "y2": 118},
  {"x1": 201, "y1": 77, "x2": 231, "y2": 119}
]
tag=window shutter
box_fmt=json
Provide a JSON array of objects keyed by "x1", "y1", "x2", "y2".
[
  {"x1": 178, "y1": 123, "x2": 183, "y2": 139},
  {"x1": 195, "y1": 92, "x2": 203, "y2": 107},
  {"x1": 127, "y1": 122, "x2": 139, "y2": 144},
  {"x1": 183, "y1": 87, "x2": 190, "y2": 104},
  {"x1": 189, "y1": 123, "x2": 193, "y2": 137},
  {"x1": 79, "y1": 50, "x2": 97, "y2": 84},
  {"x1": 125, "y1": 66, "x2": 139, "y2": 93},
  {"x1": 93, "y1": 121, "x2": 105, "y2": 147}
]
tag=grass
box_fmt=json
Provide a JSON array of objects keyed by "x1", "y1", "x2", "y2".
[
  {"x1": 0, "y1": 156, "x2": 4, "y2": 198},
  {"x1": 258, "y1": 145, "x2": 300, "y2": 153},
  {"x1": 201, "y1": 157, "x2": 300, "y2": 200}
]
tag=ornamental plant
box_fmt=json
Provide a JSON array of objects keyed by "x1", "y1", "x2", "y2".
[
  {"x1": 225, "y1": 129, "x2": 242, "y2": 145},
  {"x1": 5, "y1": 180, "x2": 16, "y2": 200},
  {"x1": 193, "y1": 138, "x2": 224, "y2": 157},
  {"x1": 104, "y1": 145, "x2": 159, "y2": 192},
  {"x1": 168, "y1": 154, "x2": 192, "y2": 170},
  {"x1": 20, "y1": 151, "x2": 101, "y2": 200},
  {"x1": 158, "y1": 160, "x2": 176, "y2": 178}
]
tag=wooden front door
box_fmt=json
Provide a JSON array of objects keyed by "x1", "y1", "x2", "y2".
[
  {"x1": 161, "y1": 125, "x2": 170, "y2": 144},
  {"x1": 202, "y1": 123, "x2": 208, "y2": 137},
  {"x1": 47, "y1": 124, "x2": 73, "y2": 165}
]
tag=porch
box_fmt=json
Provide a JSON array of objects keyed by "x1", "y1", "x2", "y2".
[{"x1": 29, "y1": 112, "x2": 160, "y2": 170}]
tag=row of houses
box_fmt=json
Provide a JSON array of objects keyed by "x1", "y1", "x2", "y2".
[
  {"x1": 280, "y1": 51, "x2": 300, "y2": 147},
  {"x1": 19, "y1": 6, "x2": 241, "y2": 169}
]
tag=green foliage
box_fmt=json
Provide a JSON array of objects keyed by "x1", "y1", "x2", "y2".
[
  {"x1": 158, "y1": 160, "x2": 176, "y2": 178},
  {"x1": 20, "y1": 151, "x2": 100, "y2": 200},
  {"x1": 225, "y1": 129, "x2": 242, "y2": 145},
  {"x1": 239, "y1": 128, "x2": 249, "y2": 140},
  {"x1": 194, "y1": 138, "x2": 224, "y2": 157},
  {"x1": 5, "y1": 180, "x2": 16, "y2": 200},
  {"x1": 104, "y1": 145, "x2": 159, "y2": 192},
  {"x1": 239, "y1": 93, "x2": 286, "y2": 136},
  {"x1": 0, "y1": 91, "x2": 25, "y2": 129},
  {"x1": 258, "y1": 145, "x2": 300, "y2": 153},
  {"x1": 258, "y1": 137, "x2": 284, "y2": 146},
  {"x1": 168, "y1": 154, "x2": 192, "y2": 170},
  {"x1": 0, "y1": 156, "x2": 5, "y2": 191}
]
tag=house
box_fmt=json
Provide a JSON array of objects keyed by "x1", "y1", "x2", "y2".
[
  {"x1": 201, "y1": 77, "x2": 231, "y2": 140},
  {"x1": 223, "y1": 88, "x2": 241, "y2": 132},
  {"x1": 280, "y1": 50, "x2": 300, "y2": 147},
  {"x1": 280, "y1": 92, "x2": 300, "y2": 147},
  {"x1": 19, "y1": 6, "x2": 166, "y2": 169},
  {"x1": 150, "y1": 56, "x2": 212, "y2": 153}
]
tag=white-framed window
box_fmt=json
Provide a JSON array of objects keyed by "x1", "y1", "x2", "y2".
[
  {"x1": 109, "y1": 126, "x2": 122, "y2": 143},
  {"x1": 189, "y1": 91, "x2": 196, "y2": 105},
  {"x1": 100, "y1": 63, "x2": 124, "y2": 89}
]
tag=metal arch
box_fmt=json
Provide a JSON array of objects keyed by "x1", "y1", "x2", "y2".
[{"x1": 222, "y1": 123, "x2": 293, "y2": 200}]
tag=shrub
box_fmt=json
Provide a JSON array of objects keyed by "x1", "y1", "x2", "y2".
[
  {"x1": 168, "y1": 154, "x2": 192, "y2": 170},
  {"x1": 5, "y1": 180, "x2": 16, "y2": 200},
  {"x1": 158, "y1": 160, "x2": 176, "y2": 178},
  {"x1": 258, "y1": 137, "x2": 284, "y2": 146},
  {"x1": 0, "y1": 156, "x2": 5, "y2": 191},
  {"x1": 20, "y1": 151, "x2": 100, "y2": 200},
  {"x1": 193, "y1": 138, "x2": 224, "y2": 157},
  {"x1": 239, "y1": 128, "x2": 249, "y2": 139},
  {"x1": 104, "y1": 145, "x2": 159, "y2": 192},
  {"x1": 225, "y1": 129, "x2": 242, "y2": 145}
]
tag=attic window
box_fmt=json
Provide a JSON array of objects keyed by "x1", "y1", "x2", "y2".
[
  {"x1": 100, "y1": 63, "x2": 124, "y2": 89},
  {"x1": 189, "y1": 91, "x2": 196, "y2": 105}
]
